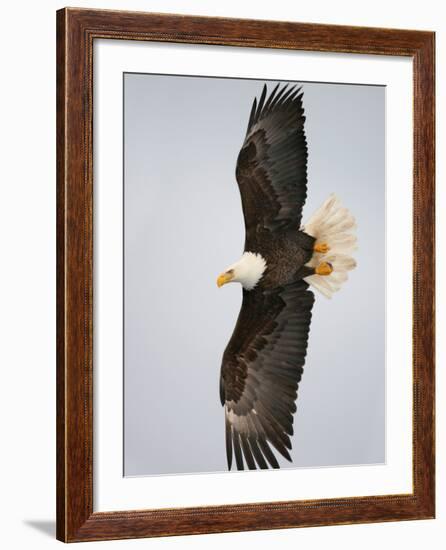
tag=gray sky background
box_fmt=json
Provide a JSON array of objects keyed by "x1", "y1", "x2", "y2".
[{"x1": 123, "y1": 73, "x2": 385, "y2": 476}]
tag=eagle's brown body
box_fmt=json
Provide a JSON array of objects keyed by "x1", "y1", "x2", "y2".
[{"x1": 247, "y1": 229, "x2": 315, "y2": 289}]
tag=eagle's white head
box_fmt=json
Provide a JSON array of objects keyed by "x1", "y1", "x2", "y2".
[{"x1": 217, "y1": 252, "x2": 267, "y2": 291}]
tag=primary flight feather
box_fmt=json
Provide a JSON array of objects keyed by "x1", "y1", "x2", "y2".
[{"x1": 217, "y1": 84, "x2": 357, "y2": 470}]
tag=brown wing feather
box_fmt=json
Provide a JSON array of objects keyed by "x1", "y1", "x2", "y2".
[
  {"x1": 236, "y1": 84, "x2": 308, "y2": 246},
  {"x1": 220, "y1": 281, "x2": 314, "y2": 470}
]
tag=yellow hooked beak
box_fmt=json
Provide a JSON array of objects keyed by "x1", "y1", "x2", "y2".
[{"x1": 217, "y1": 271, "x2": 234, "y2": 288}]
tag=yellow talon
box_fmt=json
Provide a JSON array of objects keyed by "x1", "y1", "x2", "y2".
[
  {"x1": 314, "y1": 242, "x2": 330, "y2": 253},
  {"x1": 315, "y1": 262, "x2": 333, "y2": 276}
]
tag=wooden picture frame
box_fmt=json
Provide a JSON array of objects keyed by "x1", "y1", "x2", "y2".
[{"x1": 56, "y1": 7, "x2": 435, "y2": 542}]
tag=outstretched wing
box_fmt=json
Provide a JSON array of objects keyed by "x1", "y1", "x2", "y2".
[
  {"x1": 236, "y1": 83, "x2": 308, "y2": 243},
  {"x1": 220, "y1": 281, "x2": 315, "y2": 470}
]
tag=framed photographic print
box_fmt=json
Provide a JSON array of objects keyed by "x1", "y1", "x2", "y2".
[{"x1": 56, "y1": 8, "x2": 435, "y2": 542}]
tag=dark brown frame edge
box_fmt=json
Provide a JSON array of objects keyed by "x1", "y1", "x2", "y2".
[{"x1": 56, "y1": 7, "x2": 435, "y2": 543}]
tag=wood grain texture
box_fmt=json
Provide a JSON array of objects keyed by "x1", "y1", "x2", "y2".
[{"x1": 56, "y1": 7, "x2": 435, "y2": 543}]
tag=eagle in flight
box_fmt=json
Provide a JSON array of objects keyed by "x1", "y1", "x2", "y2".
[{"x1": 216, "y1": 84, "x2": 357, "y2": 470}]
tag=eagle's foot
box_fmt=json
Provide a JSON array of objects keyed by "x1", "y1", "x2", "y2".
[
  {"x1": 315, "y1": 261, "x2": 333, "y2": 276},
  {"x1": 314, "y1": 242, "x2": 330, "y2": 254}
]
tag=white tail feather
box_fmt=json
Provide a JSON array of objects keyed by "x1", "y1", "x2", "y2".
[{"x1": 302, "y1": 194, "x2": 357, "y2": 298}]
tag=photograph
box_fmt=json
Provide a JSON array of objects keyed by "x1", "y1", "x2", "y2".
[
  {"x1": 123, "y1": 74, "x2": 385, "y2": 476},
  {"x1": 53, "y1": 7, "x2": 435, "y2": 543},
  {"x1": 0, "y1": 0, "x2": 440, "y2": 547}
]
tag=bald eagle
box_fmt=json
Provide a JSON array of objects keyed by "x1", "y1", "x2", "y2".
[{"x1": 217, "y1": 84, "x2": 357, "y2": 471}]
